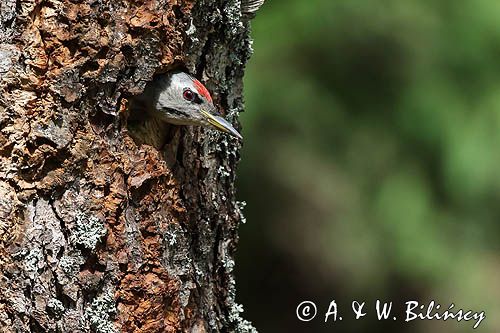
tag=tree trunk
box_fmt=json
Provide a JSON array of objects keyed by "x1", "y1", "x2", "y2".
[{"x1": 0, "y1": 0, "x2": 255, "y2": 332}]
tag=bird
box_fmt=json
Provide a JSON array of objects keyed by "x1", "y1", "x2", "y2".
[{"x1": 131, "y1": 71, "x2": 242, "y2": 140}]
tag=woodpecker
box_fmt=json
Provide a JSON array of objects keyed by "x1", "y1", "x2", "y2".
[{"x1": 132, "y1": 71, "x2": 242, "y2": 140}]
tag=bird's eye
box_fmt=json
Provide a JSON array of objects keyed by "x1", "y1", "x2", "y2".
[{"x1": 183, "y1": 89, "x2": 195, "y2": 101}]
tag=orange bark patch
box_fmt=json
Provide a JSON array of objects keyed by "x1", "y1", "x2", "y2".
[{"x1": 117, "y1": 272, "x2": 181, "y2": 332}]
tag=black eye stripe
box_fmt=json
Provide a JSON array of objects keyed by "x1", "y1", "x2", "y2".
[{"x1": 192, "y1": 94, "x2": 203, "y2": 104}]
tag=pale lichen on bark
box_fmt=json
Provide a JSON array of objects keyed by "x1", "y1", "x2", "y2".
[{"x1": 0, "y1": 0, "x2": 256, "y2": 332}]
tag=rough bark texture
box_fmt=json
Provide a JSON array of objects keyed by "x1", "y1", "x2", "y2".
[{"x1": 0, "y1": 0, "x2": 255, "y2": 332}]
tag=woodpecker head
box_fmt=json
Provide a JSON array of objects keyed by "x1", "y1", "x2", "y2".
[{"x1": 139, "y1": 71, "x2": 242, "y2": 139}]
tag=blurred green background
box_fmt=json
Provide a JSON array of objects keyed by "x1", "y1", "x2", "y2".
[{"x1": 234, "y1": 0, "x2": 500, "y2": 332}]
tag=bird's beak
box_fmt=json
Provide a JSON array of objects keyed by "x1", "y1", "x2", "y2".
[{"x1": 200, "y1": 108, "x2": 243, "y2": 140}]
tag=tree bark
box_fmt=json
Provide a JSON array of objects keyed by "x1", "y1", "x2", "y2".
[{"x1": 0, "y1": 0, "x2": 255, "y2": 332}]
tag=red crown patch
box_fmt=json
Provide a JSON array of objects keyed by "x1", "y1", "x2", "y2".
[{"x1": 193, "y1": 79, "x2": 213, "y2": 103}]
